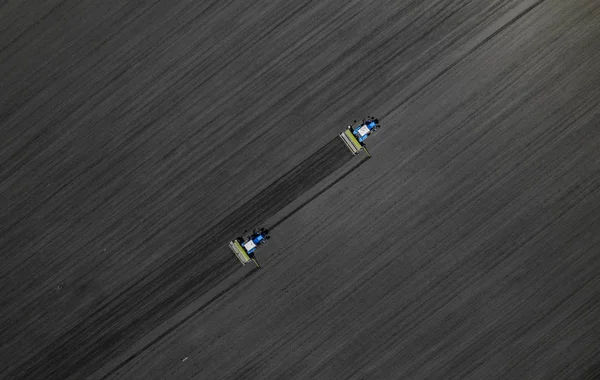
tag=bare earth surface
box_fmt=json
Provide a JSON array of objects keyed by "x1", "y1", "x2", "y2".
[{"x1": 1, "y1": 1, "x2": 599, "y2": 379}]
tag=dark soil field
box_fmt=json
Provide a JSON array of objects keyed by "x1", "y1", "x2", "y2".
[{"x1": 1, "y1": 0, "x2": 599, "y2": 379}]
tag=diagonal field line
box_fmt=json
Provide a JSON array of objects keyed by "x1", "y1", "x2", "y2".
[
  {"x1": 270, "y1": 154, "x2": 371, "y2": 230},
  {"x1": 381, "y1": 0, "x2": 547, "y2": 119},
  {"x1": 97, "y1": 267, "x2": 261, "y2": 380}
]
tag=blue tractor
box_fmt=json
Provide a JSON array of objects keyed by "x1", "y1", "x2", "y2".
[
  {"x1": 339, "y1": 116, "x2": 380, "y2": 155},
  {"x1": 351, "y1": 117, "x2": 380, "y2": 143},
  {"x1": 229, "y1": 227, "x2": 270, "y2": 267}
]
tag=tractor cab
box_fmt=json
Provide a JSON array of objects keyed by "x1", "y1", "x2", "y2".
[{"x1": 352, "y1": 117, "x2": 379, "y2": 143}]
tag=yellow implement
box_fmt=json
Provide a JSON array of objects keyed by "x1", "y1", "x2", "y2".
[
  {"x1": 339, "y1": 129, "x2": 363, "y2": 155},
  {"x1": 229, "y1": 240, "x2": 260, "y2": 267}
]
